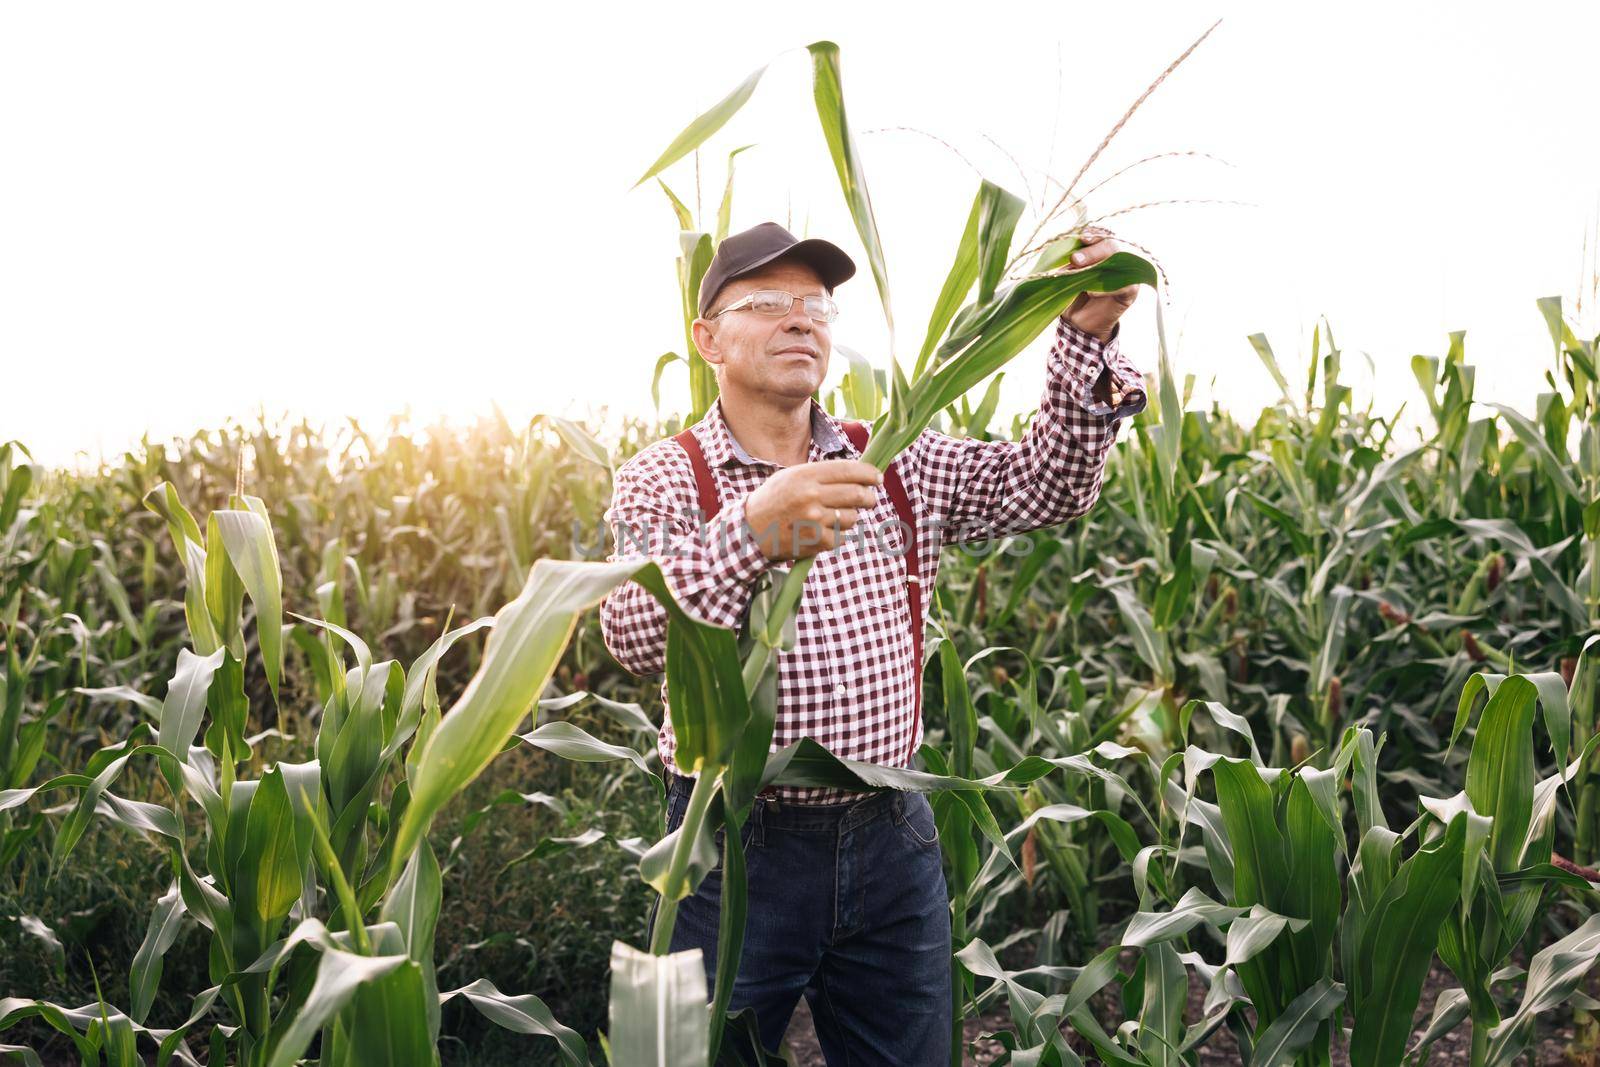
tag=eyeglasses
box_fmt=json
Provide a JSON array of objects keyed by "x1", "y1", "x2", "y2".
[{"x1": 709, "y1": 289, "x2": 839, "y2": 324}]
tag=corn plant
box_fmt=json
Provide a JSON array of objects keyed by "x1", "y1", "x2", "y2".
[
  {"x1": 610, "y1": 34, "x2": 1159, "y2": 1066},
  {"x1": 0, "y1": 477, "x2": 784, "y2": 1066},
  {"x1": 1418, "y1": 661, "x2": 1600, "y2": 1064},
  {"x1": 12, "y1": 29, "x2": 1600, "y2": 1067},
  {"x1": 1, "y1": 441, "x2": 175, "y2": 877},
  {"x1": 1522, "y1": 302, "x2": 1600, "y2": 873},
  {"x1": 1115, "y1": 674, "x2": 1600, "y2": 1065}
]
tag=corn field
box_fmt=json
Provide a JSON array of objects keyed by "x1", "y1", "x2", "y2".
[{"x1": 5, "y1": 37, "x2": 1600, "y2": 1067}]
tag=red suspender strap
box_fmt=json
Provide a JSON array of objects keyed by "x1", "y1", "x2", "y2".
[
  {"x1": 675, "y1": 421, "x2": 925, "y2": 766},
  {"x1": 841, "y1": 421, "x2": 924, "y2": 764},
  {"x1": 673, "y1": 428, "x2": 722, "y2": 521}
]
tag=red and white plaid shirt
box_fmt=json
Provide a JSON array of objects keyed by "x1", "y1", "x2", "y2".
[{"x1": 600, "y1": 314, "x2": 1146, "y2": 803}]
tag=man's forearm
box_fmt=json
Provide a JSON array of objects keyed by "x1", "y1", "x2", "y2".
[
  {"x1": 916, "y1": 314, "x2": 1148, "y2": 547},
  {"x1": 599, "y1": 491, "x2": 770, "y2": 677}
]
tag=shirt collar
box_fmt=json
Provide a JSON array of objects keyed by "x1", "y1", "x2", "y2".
[{"x1": 698, "y1": 394, "x2": 855, "y2": 468}]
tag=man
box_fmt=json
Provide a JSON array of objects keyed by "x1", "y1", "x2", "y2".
[{"x1": 599, "y1": 220, "x2": 1145, "y2": 1064}]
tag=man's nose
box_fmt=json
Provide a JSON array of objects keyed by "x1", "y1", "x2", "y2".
[{"x1": 779, "y1": 299, "x2": 813, "y2": 331}]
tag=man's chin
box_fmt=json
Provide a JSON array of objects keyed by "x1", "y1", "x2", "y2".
[{"x1": 762, "y1": 376, "x2": 823, "y2": 401}]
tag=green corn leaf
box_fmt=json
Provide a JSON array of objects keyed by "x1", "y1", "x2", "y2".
[
  {"x1": 1208, "y1": 759, "x2": 1299, "y2": 1028},
  {"x1": 141, "y1": 487, "x2": 210, "y2": 649},
  {"x1": 323, "y1": 661, "x2": 397, "y2": 817},
  {"x1": 1111, "y1": 586, "x2": 1173, "y2": 682},
  {"x1": 1180, "y1": 700, "x2": 1261, "y2": 765},
  {"x1": 203, "y1": 651, "x2": 249, "y2": 761},
  {"x1": 1003, "y1": 802, "x2": 1141, "y2": 864},
  {"x1": 975, "y1": 182, "x2": 1025, "y2": 308},
  {"x1": 835, "y1": 345, "x2": 883, "y2": 422},
  {"x1": 91, "y1": 559, "x2": 142, "y2": 645},
  {"x1": 156, "y1": 648, "x2": 226, "y2": 761},
  {"x1": 1347, "y1": 813, "x2": 1467, "y2": 1067},
  {"x1": 680, "y1": 231, "x2": 718, "y2": 419},
  {"x1": 715, "y1": 144, "x2": 754, "y2": 243},
  {"x1": 290, "y1": 606, "x2": 374, "y2": 677},
  {"x1": 439, "y1": 979, "x2": 588, "y2": 1066},
  {"x1": 707, "y1": 806, "x2": 750, "y2": 1064},
  {"x1": 917, "y1": 252, "x2": 1158, "y2": 425},
  {"x1": 1249, "y1": 978, "x2": 1345, "y2": 1067},
  {"x1": 651, "y1": 352, "x2": 684, "y2": 412},
  {"x1": 335, "y1": 960, "x2": 434, "y2": 1066},
  {"x1": 663, "y1": 613, "x2": 749, "y2": 775},
  {"x1": 1138, "y1": 941, "x2": 1188, "y2": 1067},
  {"x1": 1483, "y1": 913, "x2": 1600, "y2": 1065},
  {"x1": 520, "y1": 720, "x2": 654, "y2": 778},
  {"x1": 760, "y1": 735, "x2": 1055, "y2": 796},
  {"x1": 499, "y1": 828, "x2": 610, "y2": 876},
  {"x1": 1406, "y1": 988, "x2": 1470, "y2": 1065},
  {"x1": 808, "y1": 41, "x2": 894, "y2": 351},
  {"x1": 940, "y1": 638, "x2": 978, "y2": 778},
  {"x1": 658, "y1": 180, "x2": 693, "y2": 229},
  {"x1": 13, "y1": 917, "x2": 63, "y2": 981},
  {"x1": 1122, "y1": 887, "x2": 1245, "y2": 949},
  {"x1": 90, "y1": 792, "x2": 179, "y2": 841},
  {"x1": 723, "y1": 635, "x2": 779, "y2": 820},
  {"x1": 240, "y1": 769, "x2": 303, "y2": 926},
  {"x1": 916, "y1": 188, "x2": 985, "y2": 378},
  {"x1": 1340, "y1": 825, "x2": 1400, "y2": 1005},
  {"x1": 397, "y1": 616, "x2": 493, "y2": 739},
  {"x1": 1464, "y1": 675, "x2": 1538, "y2": 872},
  {"x1": 0, "y1": 1043, "x2": 42, "y2": 1066},
  {"x1": 633, "y1": 63, "x2": 768, "y2": 189},
  {"x1": 264, "y1": 947, "x2": 411, "y2": 1067},
  {"x1": 213, "y1": 504, "x2": 285, "y2": 706},
  {"x1": 639, "y1": 810, "x2": 719, "y2": 901},
  {"x1": 0, "y1": 450, "x2": 33, "y2": 535},
  {"x1": 545, "y1": 415, "x2": 613, "y2": 472},
  {"x1": 608, "y1": 941, "x2": 707, "y2": 1067},
  {"x1": 47, "y1": 749, "x2": 141, "y2": 872},
  {"x1": 1283, "y1": 770, "x2": 1341, "y2": 956},
  {"x1": 1489, "y1": 401, "x2": 1581, "y2": 500},
  {"x1": 0, "y1": 999, "x2": 99, "y2": 1063},
  {"x1": 1222, "y1": 905, "x2": 1310, "y2": 970},
  {"x1": 203, "y1": 513, "x2": 244, "y2": 659},
  {"x1": 954, "y1": 938, "x2": 1059, "y2": 1043},
  {"x1": 70, "y1": 685, "x2": 162, "y2": 723},
  {"x1": 1249, "y1": 333, "x2": 1294, "y2": 406},
  {"x1": 392, "y1": 558, "x2": 730, "y2": 888}
]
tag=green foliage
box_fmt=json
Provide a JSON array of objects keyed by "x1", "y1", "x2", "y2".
[{"x1": 7, "y1": 32, "x2": 1600, "y2": 1067}]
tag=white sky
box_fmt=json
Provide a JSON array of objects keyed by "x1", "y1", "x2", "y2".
[{"x1": 3, "y1": 1, "x2": 1598, "y2": 469}]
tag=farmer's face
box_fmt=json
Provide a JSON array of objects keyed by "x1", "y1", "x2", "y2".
[{"x1": 693, "y1": 259, "x2": 832, "y2": 402}]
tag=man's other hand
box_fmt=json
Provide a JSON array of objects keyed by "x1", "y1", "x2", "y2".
[{"x1": 743, "y1": 459, "x2": 884, "y2": 561}]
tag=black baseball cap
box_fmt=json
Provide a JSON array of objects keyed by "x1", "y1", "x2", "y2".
[{"x1": 697, "y1": 222, "x2": 857, "y2": 319}]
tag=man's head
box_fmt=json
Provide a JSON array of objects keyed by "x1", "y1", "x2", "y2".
[{"x1": 692, "y1": 222, "x2": 856, "y2": 405}]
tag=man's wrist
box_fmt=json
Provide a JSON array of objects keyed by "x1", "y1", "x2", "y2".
[
  {"x1": 716, "y1": 498, "x2": 775, "y2": 582},
  {"x1": 1063, "y1": 314, "x2": 1120, "y2": 344}
]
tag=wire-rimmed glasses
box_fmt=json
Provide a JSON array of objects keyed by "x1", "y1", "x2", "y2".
[{"x1": 709, "y1": 290, "x2": 839, "y2": 324}]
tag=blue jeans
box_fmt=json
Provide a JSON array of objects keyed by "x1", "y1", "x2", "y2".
[{"x1": 655, "y1": 775, "x2": 952, "y2": 1066}]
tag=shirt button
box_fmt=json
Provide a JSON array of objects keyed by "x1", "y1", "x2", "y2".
[{"x1": 834, "y1": 682, "x2": 847, "y2": 697}]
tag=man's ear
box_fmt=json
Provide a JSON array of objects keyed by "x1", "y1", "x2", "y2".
[{"x1": 691, "y1": 318, "x2": 725, "y2": 368}]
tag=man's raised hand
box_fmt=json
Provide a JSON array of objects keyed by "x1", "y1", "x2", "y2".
[{"x1": 1063, "y1": 227, "x2": 1141, "y2": 342}]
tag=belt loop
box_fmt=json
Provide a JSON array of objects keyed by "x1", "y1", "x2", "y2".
[{"x1": 753, "y1": 794, "x2": 766, "y2": 848}]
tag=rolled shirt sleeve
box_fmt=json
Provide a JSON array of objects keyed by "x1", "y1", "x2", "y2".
[{"x1": 598, "y1": 454, "x2": 771, "y2": 677}]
